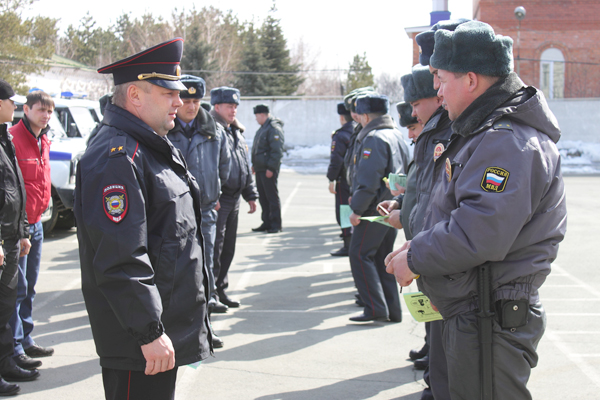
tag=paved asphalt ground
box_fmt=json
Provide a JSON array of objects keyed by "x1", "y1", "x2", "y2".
[{"x1": 12, "y1": 172, "x2": 599, "y2": 399}]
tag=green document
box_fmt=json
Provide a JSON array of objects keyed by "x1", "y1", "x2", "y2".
[
  {"x1": 359, "y1": 215, "x2": 393, "y2": 228},
  {"x1": 188, "y1": 360, "x2": 202, "y2": 369},
  {"x1": 388, "y1": 172, "x2": 407, "y2": 191},
  {"x1": 340, "y1": 205, "x2": 352, "y2": 229},
  {"x1": 403, "y1": 292, "x2": 443, "y2": 323}
]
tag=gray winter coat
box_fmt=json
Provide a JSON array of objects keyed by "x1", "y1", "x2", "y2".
[
  {"x1": 349, "y1": 114, "x2": 410, "y2": 215},
  {"x1": 168, "y1": 109, "x2": 230, "y2": 207},
  {"x1": 408, "y1": 73, "x2": 567, "y2": 319},
  {"x1": 407, "y1": 107, "x2": 452, "y2": 237}
]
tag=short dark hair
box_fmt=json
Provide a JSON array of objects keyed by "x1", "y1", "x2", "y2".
[
  {"x1": 25, "y1": 91, "x2": 54, "y2": 110},
  {"x1": 343, "y1": 114, "x2": 353, "y2": 123}
]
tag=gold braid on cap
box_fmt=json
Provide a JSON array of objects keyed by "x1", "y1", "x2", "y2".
[{"x1": 138, "y1": 66, "x2": 182, "y2": 81}]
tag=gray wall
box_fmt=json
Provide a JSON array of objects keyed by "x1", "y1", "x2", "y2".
[
  {"x1": 233, "y1": 97, "x2": 598, "y2": 148},
  {"x1": 235, "y1": 98, "x2": 407, "y2": 148}
]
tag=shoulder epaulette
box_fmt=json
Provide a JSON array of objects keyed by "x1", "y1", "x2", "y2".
[
  {"x1": 108, "y1": 135, "x2": 127, "y2": 158},
  {"x1": 493, "y1": 119, "x2": 513, "y2": 131}
]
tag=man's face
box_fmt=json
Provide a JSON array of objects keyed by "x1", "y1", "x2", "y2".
[
  {"x1": 177, "y1": 98, "x2": 201, "y2": 124},
  {"x1": 357, "y1": 114, "x2": 369, "y2": 126},
  {"x1": 214, "y1": 103, "x2": 237, "y2": 125},
  {"x1": 407, "y1": 123, "x2": 424, "y2": 143},
  {"x1": 137, "y1": 83, "x2": 183, "y2": 136},
  {"x1": 429, "y1": 65, "x2": 441, "y2": 91},
  {"x1": 24, "y1": 102, "x2": 54, "y2": 134},
  {"x1": 410, "y1": 96, "x2": 442, "y2": 127},
  {"x1": 0, "y1": 99, "x2": 16, "y2": 124},
  {"x1": 350, "y1": 111, "x2": 360, "y2": 123},
  {"x1": 437, "y1": 69, "x2": 470, "y2": 121},
  {"x1": 255, "y1": 113, "x2": 268, "y2": 126}
]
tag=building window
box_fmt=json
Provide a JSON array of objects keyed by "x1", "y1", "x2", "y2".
[{"x1": 540, "y1": 48, "x2": 565, "y2": 99}]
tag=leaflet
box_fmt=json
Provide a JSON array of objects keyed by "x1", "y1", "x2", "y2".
[{"x1": 403, "y1": 291, "x2": 443, "y2": 323}]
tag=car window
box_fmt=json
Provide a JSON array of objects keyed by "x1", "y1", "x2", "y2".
[
  {"x1": 68, "y1": 106, "x2": 97, "y2": 139},
  {"x1": 48, "y1": 112, "x2": 67, "y2": 140}
]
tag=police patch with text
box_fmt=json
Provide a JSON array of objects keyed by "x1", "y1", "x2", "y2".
[
  {"x1": 481, "y1": 167, "x2": 509, "y2": 193},
  {"x1": 103, "y1": 184, "x2": 128, "y2": 223}
]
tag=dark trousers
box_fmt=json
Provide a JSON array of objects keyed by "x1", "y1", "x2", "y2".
[
  {"x1": 334, "y1": 179, "x2": 351, "y2": 238},
  {"x1": 0, "y1": 239, "x2": 20, "y2": 371},
  {"x1": 429, "y1": 319, "x2": 450, "y2": 400},
  {"x1": 102, "y1": 367, "x2": 178, "y2": 400},
  {"x1": 255, "y1": 170, "x2": 281, "y2": 229},
  {"x1": 420, "y1": 322, "x2": 434, "y2": 400},
  {"x1": 349, "y1": 220, "x2": 401, "y2": 320},
  {"x1": 213, "y1": 193, "x2": 240, "y2": 294}
]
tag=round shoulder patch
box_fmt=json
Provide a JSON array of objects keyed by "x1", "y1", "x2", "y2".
[
  {"x1": 433, "y1": 143, "x2": 445, "y2": 161},
  {"x1": 103, "y1": 184, "x2": 128, "y2": 223}
]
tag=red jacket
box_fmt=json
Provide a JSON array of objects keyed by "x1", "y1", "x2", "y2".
[{"x1": 10, "y1": 119, "x2": 51, "y2": 224}]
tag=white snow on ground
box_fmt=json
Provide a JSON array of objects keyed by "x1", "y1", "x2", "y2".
[{"x1": 281, "y1": 141, "x2": 600, "y2": 175}]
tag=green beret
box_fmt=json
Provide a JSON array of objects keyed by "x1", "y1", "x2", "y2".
[
  {"x1": 430, "y1": 21, "x2": 513, "y2": 77},
  {"x1": 402, "y1": 64, "x2": 437, "y2": 103},
  {"x1": 396, "y1": 102, "x2": 417, "y2": 127}
]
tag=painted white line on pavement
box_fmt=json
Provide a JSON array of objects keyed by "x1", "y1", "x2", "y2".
[
  {"x1": 553, "y1": 264, "x2": 600, "y2": 298},
  {"x1": 551, "y1": 331, "x2": 600, "y2": 334},
  {"x1": 542, "y1": 298, "x2": 600, "y2": 301},
  {"x1": 232, "y1": 263, "x2": 258, "y2": 293},
  {"x1": 323, "y1": 263, "x2": 333, "y2": 273},
  {"x1": 545, "y1": 329, "x2": 600, "y2": 389},
  {"x1": 281, "y1": 181, "x2": 302, "y2": 218},
  {"x1": 546, "y1": 313, "x2": 600, "y2": 316},
  {"x1": 35, "y1": 277, "x2": 80, "y2": 310}
]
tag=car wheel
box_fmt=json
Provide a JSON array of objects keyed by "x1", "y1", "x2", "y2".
[{"x1": 55, "y1": 210, "x2": 76, "y2": 230}]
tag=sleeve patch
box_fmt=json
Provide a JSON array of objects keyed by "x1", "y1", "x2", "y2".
[
  {"x1": 103, "y1": 184, "x2": 128, "y2": 223},
  {"x1": 331, "y1": 141, "x2": 336, "y2": 152},
  {"x1": 362, "y1": 148, "x2": 372, "y2": 159},
  {"x1": 481, "y1": 167, "x2": 509, "y2": 193}
]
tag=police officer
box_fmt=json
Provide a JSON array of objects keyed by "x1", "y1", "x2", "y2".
[
  {"x1": 386, "y1": 21, "x2": 567, "y2": 400},
  {"x1": 327, "y1": 102, "x2": 354, "y2": 256},
  {"x1": 251, "y1": 104, "x2": 285, "y2": 233},
  {"x1": 167, "y1": 75, "x2": 230, "y2": 347},
  {"x1": 210, "y1": 87, "x2": 258, "y2": 309},
  {"x1": 0, "y1": 79, "x2": 38, "y2": 395},
  {"x1": 347, "y1": 93, "x2": 409, "y2": 322},
  {"x1": 74, "y1": 38, "x2": 212, "y2": 399}
]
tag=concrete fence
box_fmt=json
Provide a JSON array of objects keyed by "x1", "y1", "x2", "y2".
[{"x1": 234, "y1": 97, "x2": 600, "y2": 148}]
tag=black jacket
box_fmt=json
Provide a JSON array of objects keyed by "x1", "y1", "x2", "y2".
[
  {"x1": 251, "y1": 116, "x2": 285, "y2": 172},
  {"x1": 211, "y1": 111, "x2": 258, "y2": 202},
  {"x1": 327, "y1": 121, "x2": 354, "y2": 182},
  {"x1": 74, "y1": 103, "x2": 212, "y2": 371},
  {"x1": 0, "y1": 124, "x2": 28, "y2": 242}
]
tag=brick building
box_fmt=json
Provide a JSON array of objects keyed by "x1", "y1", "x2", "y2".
[{"x1": 406, "y1": 0, "x2": 600, "y2": 99}]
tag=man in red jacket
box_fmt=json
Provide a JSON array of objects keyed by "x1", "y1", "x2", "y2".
[{"x1": 9, "y1": 91, "x2": 54, "y2": 371}]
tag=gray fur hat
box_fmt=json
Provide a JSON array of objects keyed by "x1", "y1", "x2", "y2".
[
  {"x1": 402, "y1": 64, "x2": 437, "y2": 103},
  {"x1": 415, "y1": 18, "x2": 471, "y2": 66},
  {"x1": 396, "y1": 102, "x2": 417, "y2": 127},
  {"x1": 210, "y1": 86, "x2": 240, "y2": 105},
  {"x1": 430, "y1": 21, "x2": 514, "y2": 77},
  {"x1": 355, "y1": 93, "x2": 389, "y2": 115},
  {"x1": 343, "y1": 86, "x2": 375, "y2": 112}
]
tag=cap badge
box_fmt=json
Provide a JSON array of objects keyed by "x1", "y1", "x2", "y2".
[
  {"x1": 176, "y1": 65, "x2": 181, "y2": 77},
  {"x1": 232, "y1": 94, "x2": 238, "y2": 100},
  {"x1": 188, "y1": 86, "x2": 197, "y2": 94}
]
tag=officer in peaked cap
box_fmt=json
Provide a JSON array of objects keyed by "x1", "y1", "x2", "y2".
[
  {"x1": 167, "y1": 75, "x2": 231, "y2": 348},
  {"x1": 75, "y1": 38, "x2": 212, "y2": 400}
]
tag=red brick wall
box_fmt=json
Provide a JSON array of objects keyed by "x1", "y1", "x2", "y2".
[{"x1": 476, "y1": 0, "x2": 600, "y2": 97}]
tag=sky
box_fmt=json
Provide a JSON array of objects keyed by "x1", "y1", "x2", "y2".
[{"x1": 22, "y1": 0, "x2": 474, "y2": 77}]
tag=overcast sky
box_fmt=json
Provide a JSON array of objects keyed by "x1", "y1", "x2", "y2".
[{"x1": 23, "y1": 0, "x2": 474, "y2": 77}]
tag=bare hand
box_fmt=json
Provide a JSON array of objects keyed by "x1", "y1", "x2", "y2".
[
  {"x1": 266, "y1": 169, "x2": 274, "y2": 178},
  {"x1": 377, "y1": 200, "x2": 399, "y2": 215},
  {"x1": 349, "y1": 213, "x2": 361, "y2": 227},
  {"x1": 141, "y1": 334, "x2": 175, "y2": 375},
  {"x1": 384, "y1": 240, "x2": 411, "y2": 266},
  {"x1": 387, "y1": 210, "x2": 403, "y2": 229},
  {"x1": 19, "y1": 239, "x2": 31, "y2": 257},
  {"x1": 385, "y1": 249, "x2": 418, "y2": 287},
  {"x1": 215, "y1": 200, "x2": 221, "y2": 211},
  {"x1": 390, "y1": 183, "x2": 406, "y2": 197},
  {"x1": 0, "y1": 246, "x2": 4, "y2": 266},
  {"x1": 248, "y1": 200, "x2": 257, "y2": 214},
  {"x1": 329, "y1": 182, "x2": 336, "y2": 194}
]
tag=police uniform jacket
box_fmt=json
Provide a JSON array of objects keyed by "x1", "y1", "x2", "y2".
[
  {"x1": 211, "y1": 111, "x2": 258, "y2": 202},
  {"x1": 168, "y1": 108, "x2": 231, "y2": 207},
  {"x1": 74, "y1": 103, "x2": 212, "y2": 371},
  {"x1": 406, "y1": 106, "x2": 452, "y2": 237},
  {"x1": 407, "y1": 73, "x2": 567, "y2": 319},
  {"x1": 399, "y1": 161, "x2": 417, "y2": 240},
  {"x1": 251, "y1": 116, "x2": 284, "y2": 173},
  {"x1": 343, "y1": 123, "x2": 362, "y2": 188},
  {"x1": 327, "y1": 121, "x2": 354, "y2": 182},
  {"x1": 349, "y1": 114, "x2": 409, "y2": 216},
  {"x1": 0, "y1": 124, "x2": 28, "y2": 242}
]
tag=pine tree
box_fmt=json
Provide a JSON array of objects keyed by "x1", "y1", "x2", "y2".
[
  {"x1": 346, "y1": 53, "x2": 375, "y2": 93},
  {"x1": 180, "y1": 24, "x2": 218, "y2": 80},
  {"x1": 236, "y1": 23, "x2": 270, "y2": 96}
]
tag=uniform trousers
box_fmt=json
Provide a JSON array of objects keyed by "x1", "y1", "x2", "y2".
[
  {"x1": 102, "y1": 367, "x2": 178, "y2": 400},
  {"x1": 0, "y1": 238, "x2": 20, "y2": 371},
  {"x1": 334, "y1": 179, "x2": 351, "y2": 238},
  {"x1": 200, "y1": 205, "x2": 218, "y2": 299},
  {"x1": 12, "y1": 220, "x2": 43, "y2": 355},
  {"x1": 213, "y1": 193, "x2": 240, "y2": 294},
  {"x1": 429, "y1": 319, "x2": 450, "y2": 400},
  {"x1": 349, "y1": 219, "x2": 401, "y2": 320},
  {"x1": 443, "y1": 304, "x2": 545, "y2": 400},
  {"x1": 255, "y1": 170, "x2": 281, "y2": 230}
]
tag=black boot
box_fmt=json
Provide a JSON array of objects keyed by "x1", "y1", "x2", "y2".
[{"x1": 330, "y1": 236, "x2": 351, "y2": 257}]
